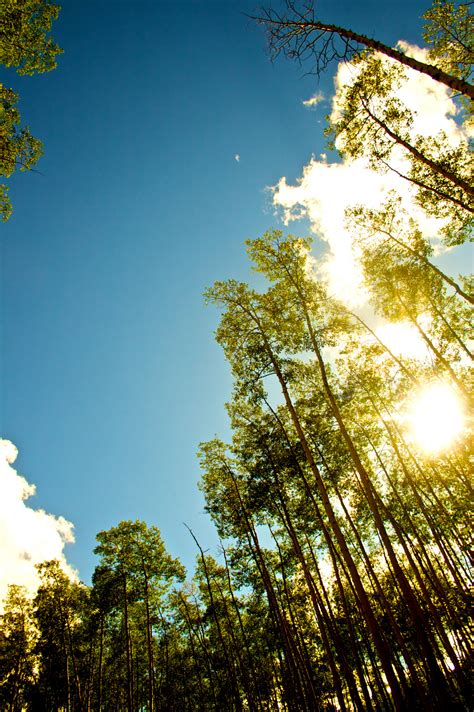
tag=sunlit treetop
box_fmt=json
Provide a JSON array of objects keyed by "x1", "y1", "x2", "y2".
[{"x1": 0, "y1": 0, "x2": 62, "y2": 75}]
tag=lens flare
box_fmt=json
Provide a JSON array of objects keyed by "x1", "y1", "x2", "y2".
[{"x1": 408, "y1": 383, "x2": 464, "y2": 453}]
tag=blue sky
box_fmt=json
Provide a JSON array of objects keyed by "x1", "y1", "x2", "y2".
[{"x1": 1, "y1": 0, "x2": 434, "y2": 583}]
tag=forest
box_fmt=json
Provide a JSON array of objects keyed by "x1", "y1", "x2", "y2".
[{"x1": 0, "y1": 0, "x2": 472, "y2": 710}]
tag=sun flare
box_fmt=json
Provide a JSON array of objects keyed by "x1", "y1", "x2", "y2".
[{"x1": 408, "y1": 383, "x2": 464, "y2": 454}]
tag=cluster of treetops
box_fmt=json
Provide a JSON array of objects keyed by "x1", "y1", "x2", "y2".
[{"x1": 0, "y1": 0, "x2": 472, "y2": 710}]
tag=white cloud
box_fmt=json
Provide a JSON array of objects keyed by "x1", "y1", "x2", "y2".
[
  {"x1": 272, "y1": 157, "x2": 387, "y2": 304},
  {"x1": 302, "y1": 91, "x2": 324, "y2": 108},
  {"x1": 0, "y1": 439, "x2": 76, "y2": 605},
  {"x1": 234, "y1": 154, "x2": 240, "y2": 162},
  {"x1": 271, "y1": 44, "x2": 470, "y2": 306}
]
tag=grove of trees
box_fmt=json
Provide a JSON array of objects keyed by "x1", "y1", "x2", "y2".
[{"x1": 0, "y1": 1, "x2": 472, "y2": 710}]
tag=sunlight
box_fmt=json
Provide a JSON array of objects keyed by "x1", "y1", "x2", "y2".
[
  {"x1": 375, "y1": 321, "x2": 428, "y2": 360},
  {"x1": 408, "y1": 383, "x2": 464, "y2": 454}
]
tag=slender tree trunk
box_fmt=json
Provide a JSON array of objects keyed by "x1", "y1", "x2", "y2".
[
  {"x1": 221, "y1": 546, "x2": 262, "y2": 708},
  {"x1": 262, "y1": 396, "x2": 390, "y2": 705},
  {"x1": 178, "y1": 598, "x2": 207, "y2": 709},
  {"x1": 180, "y1": 592, "x2": 220, "y2": 708},
  {"x1": 270, "y1": 528, "x2": 323, "y2": 709},
  {"x1": 260, "y1": 337, "x2": 404, "y2": 709},
  {"x1": 225, "y1": 468, "x2": 312, "y2": 710},
  {"x1": 294, "y1": 305, "x2": 452, "y2": 700},
  {"x1": 261, "y1": 436, "x2": 360, "y2": 710},
  {"x1": 97, "y1": 614, "x2": 104, "y2": 712},
  {"x1": 141, "y1": 566, "x2": 155, "y2": 712},
  {"x1": 122, "y1": 572, "x2": 133, "y2": 712},
  {"x1": 186, "y1": 526, "x2": 243, "y2": 711}
]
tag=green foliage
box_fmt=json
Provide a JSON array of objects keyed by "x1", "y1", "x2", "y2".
[
  {"x1": 94, "y1": 520, "x2": 185, "y2": 588},
  {"x1": 0, "y1": 83, "x2": 43, "y2": 220},
  {"x1": 0, "y1": 0, "x2": 62, "y2": 219},
  {"x1": 0, "y1": 585, "x2": 36, "y2": 711},
  {"x1": 0, "y1": 0, "x2": 62, "y2": 75}
]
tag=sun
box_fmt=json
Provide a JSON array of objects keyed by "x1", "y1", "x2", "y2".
[{"x1": 407, "y1": 383, "x2": 465, "y2": 454}]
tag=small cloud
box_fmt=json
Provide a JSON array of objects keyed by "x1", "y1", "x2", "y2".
[
  {"x1": 302, "y1": 91, "x2": 324, "y2": 108},
  {"x1": 234, "y1": 154, "x2": 240, "y2": 162}
]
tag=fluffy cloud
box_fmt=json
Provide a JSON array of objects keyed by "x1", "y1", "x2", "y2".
[
  {"x1": 273, "y1": 156, "x2": 388, "y2": 304},
  {"x1": 0, "y1": 439, "x2": 76, "y2": 605},
  {"x1": 272, "y1": 43, "x2": 470, "y2": 305}
]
